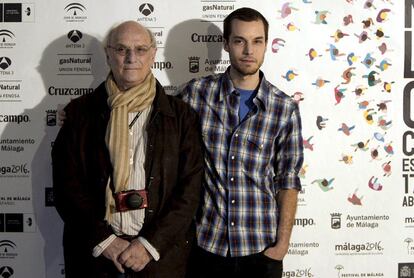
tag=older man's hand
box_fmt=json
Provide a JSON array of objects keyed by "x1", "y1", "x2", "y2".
[
  {"x1": 102, "y1": 237, "x2": 130, "y2": 273},
  {"x1": 118, "y1": 240, "x2": 153, "y2": 272}
]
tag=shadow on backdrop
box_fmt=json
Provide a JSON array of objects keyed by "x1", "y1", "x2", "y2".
[
  {"x1": 0, "y1": 32, "x2": 107, "y2": 277},
  {"x1": 163, "y1": 19, "x2": 224, "y2": 93}
]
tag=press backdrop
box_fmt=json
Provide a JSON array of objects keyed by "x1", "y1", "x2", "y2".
[{"x1": 0, "y1": 0, "x2": 412, "y2": 277}]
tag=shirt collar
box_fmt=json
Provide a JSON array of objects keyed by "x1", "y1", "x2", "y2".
[{"x1": 220, "y1": 66, "x2": 267, "y2": 111}]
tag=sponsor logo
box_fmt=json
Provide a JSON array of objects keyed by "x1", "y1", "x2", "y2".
[
  {"x1": 57, "y1": 54, "x2": 92, "y2": 75},
  {"x1": 137, "y1": 3, "x2": 156, "y2": 22},
  {"x1": 45, "y1": 187, "x2": 55, "y2": 207},
  {"x1": 331, "y1": 213, "x2": 341, "y2": 229},
  {"x1": 0, "y1": 195, "x2": 31, "y2": 205},
  {"x1": 64, "y1": 2, "x2": 87, "y2": 22},
  {"x1": 68, "y1": 30, "x2": 83, "y2": 43},
  {"x1": 46, "y1": 110, "x2": 57, "y2": 126},
  {"x1": 294, "y1": 217, "x2": 315, "y2": 228},
  {"x1": 204, "y1": 58, "x2": 230, "y2": 73},
  {"x1": 139, "y1": 3, "x2": 154, "y2": 16},
  {"x1": 399, "y1": 263, "x2": 414, "y2": 278},
  {"x1": 149, "y1": 27, "x2": 164, "y2": 47},
  {"x1": 0, "y1": 138, "x2": 34, "y2": 153},
  {"x1": 406, "y1": 216, "x2": 414, "y2": 228},
  {"x1": 0, "y1": 57, "x2": 14, "y2": 76},
  {"x1": 402, "y1": 157, "x2": 414, "y2": 208},
  {"x1": 0, "y1": 80, "x2": 22, "y2": 103},
  {"x1": 0, "y1": 266, "x2": 14, "y2": 278},
  {"x1": 0, "y1": 239, "x2": 17, "y2": 259},
  {"x1": 0, "y1": 114, "x2": 30, "y2": 124},
  {"x1": 335, "y1": 265, "x2": 384, "y2": 278},
  {"x1": 288, "y1": 242, "x2": 319, "y2": 257},
  {"x1": 331, "y1": 213, "x2": 390, "y2": 229},
  {"x1": 405, "y1": 238, "x2": 414, "y2": 255},
  {"x1": 297, "y1": 187, "x2": 307, "y2": 207},
  {"x1": 283, "y1": 268, "x2": 314, "y2": 277},
  {"x1": 0, "y1": 163, "x2": 30, "y2": 178},
  {"x1": 0, "y1": 29, "x2": 16, "y2": 48},
  {"x1": 1, "y1": 3, "x2": 34, "y2": 23},
  {"x1": 0, "y1": 57, "x2": 11, "y2": 70},
  {"x1": 151, "y1": 61, "x2": 173, "y2": 71},
  {"x1": 191, "y1": 33, "x2": 223, "y2": 43},
  {"x1": 48, "y1": 86, "x2": 93, "y2": 96},
  {"x1": 0, "y1": 214, "x2": 35, "y2": 233},
  {"x1": 201, "y1": 3, "x2": 234, "y2": 21},
  {"x1": 334, "y1": 241, "x2": 384, "y2": 256},
  {"x1": 188, "y1": 56, "x2": 200, "y2": 73}
]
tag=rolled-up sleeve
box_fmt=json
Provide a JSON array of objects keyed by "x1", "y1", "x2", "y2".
[{"x1": 274, "y1": 103, "x2": 304, "y2": 191}]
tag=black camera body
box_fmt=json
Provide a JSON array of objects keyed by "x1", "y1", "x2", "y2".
[{"x1": 113, "y1": 189, "x2": 148, "y2": 212}]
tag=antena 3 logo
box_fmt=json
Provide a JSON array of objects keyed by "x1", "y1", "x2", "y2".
[
  {"x1": 66, "y1": 30, "x2": 85, "y2": 49},
  {"x1": 0, "y1": 266, "x2": 14, "y2": 278},
  {"x1": 0, "y1": 30, "x2": 16, "y2": 49},
  {"x1": 64, "y1": 2, "x2": 87, "y2": 23},
  {"x1": 137, "y1": 3, "x2": 156, "y2": 22},
  {"x1": 0, "y1": 240, "x2": 17, "y2": 259},
  {"x1": 0, "y1": 57, "x2": 13, "y2": 76}
]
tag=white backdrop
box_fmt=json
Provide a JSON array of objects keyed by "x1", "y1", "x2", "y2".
[{"x1": 0, "y1": 0, "x2": 411, "y2": 277}]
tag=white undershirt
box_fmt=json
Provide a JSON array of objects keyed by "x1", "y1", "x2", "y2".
[{"x1": 92, "y1": 106, "x2": 160, "y2": 261}]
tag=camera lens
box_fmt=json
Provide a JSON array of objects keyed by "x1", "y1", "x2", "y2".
[{"x1": 127, "y1": 193, "x2": 143, "y2": 209}]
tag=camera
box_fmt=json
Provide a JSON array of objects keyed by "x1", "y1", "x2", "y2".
[{"x1": 113, "y1": 189, "x2": 148, "y2": 212}]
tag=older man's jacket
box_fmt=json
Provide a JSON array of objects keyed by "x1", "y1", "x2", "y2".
[{"x1": 52, "y1": 80, "x2": 203, "y2": 278}]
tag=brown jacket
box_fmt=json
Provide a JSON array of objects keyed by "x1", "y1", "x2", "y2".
[{"x1": 52, "y1": 81, "x2": 203, "y2": 277}]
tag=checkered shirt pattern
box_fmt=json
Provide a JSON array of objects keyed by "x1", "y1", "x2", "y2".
[{"x1": 179, "y1": 69, "x2": 304, "y2": 257}]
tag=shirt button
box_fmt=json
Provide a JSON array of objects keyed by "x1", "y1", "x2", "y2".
[
  {"x1": 231, "y1": 155, "x2": 235, "y2": 160},
  {"x1": 231, "y1": 199, "x2": 235, "y2": 204},
  {"x1": 231, "y1": 222, "x2": 235, "y2": 226},
  {"x1": 235, "y1": 133, "x2": 239, "y2": 137},
  {"x1": 230, "y1": 177, "x2": 234, "y2": 181}
]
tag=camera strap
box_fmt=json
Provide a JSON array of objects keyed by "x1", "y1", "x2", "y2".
[{"x1": 128, "y1": 111, "x2": 143, "y2": 129}]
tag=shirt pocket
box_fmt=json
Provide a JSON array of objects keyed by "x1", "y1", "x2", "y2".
[{"x1": 242, "y1": 134, "x2": 273, "y2": 175}]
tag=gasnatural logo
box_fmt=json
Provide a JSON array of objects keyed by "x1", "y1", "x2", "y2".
[
  {"x1": 64, "y1": 3, "x2": 87, "y2": 22},
  {"x1": 0, "y1": 29, "x2": 16, "y2": 48}
]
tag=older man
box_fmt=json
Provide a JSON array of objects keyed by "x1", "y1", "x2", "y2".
[{"x1": 52, "y1": 21, "x2": 203, "y2": 277}]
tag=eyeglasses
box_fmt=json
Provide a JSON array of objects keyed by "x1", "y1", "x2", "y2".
[{"x1": 107, "y1": 44, "x2": 153, "y2": 56}]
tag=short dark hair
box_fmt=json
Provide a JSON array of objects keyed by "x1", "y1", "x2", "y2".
[{"x1": 223, "y1": 7, "x2": 269, "y2": 42}]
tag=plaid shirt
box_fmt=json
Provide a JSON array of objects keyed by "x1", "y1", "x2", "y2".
[{"x1": 179, "y1": 68, "x2": 303, "y2": 257}]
